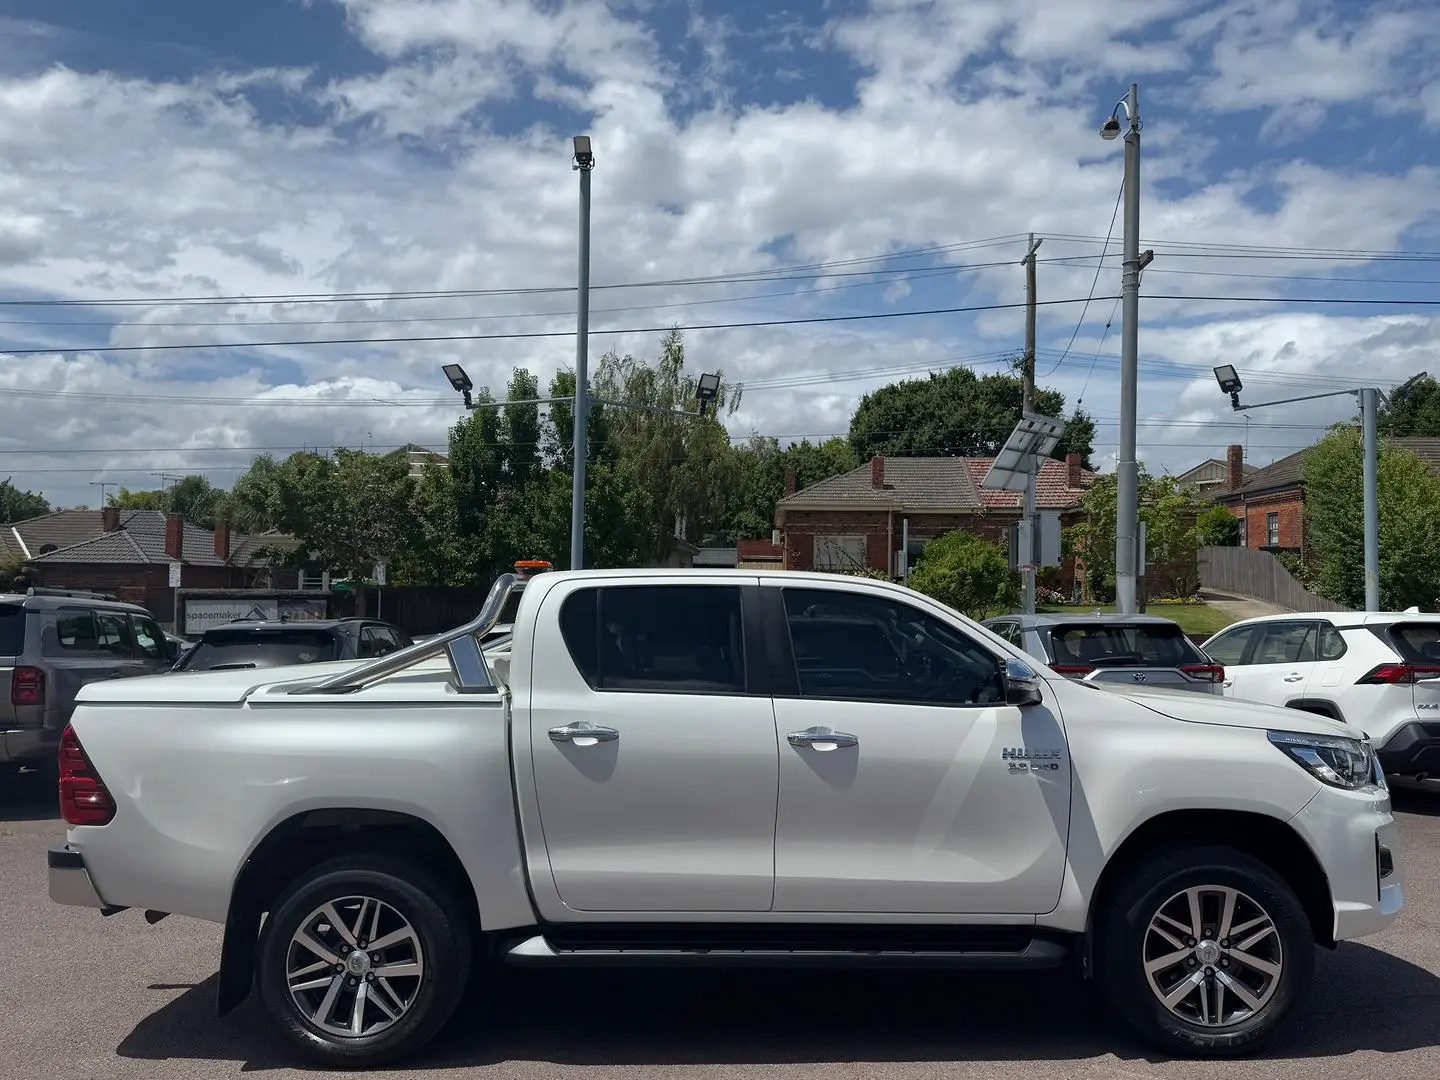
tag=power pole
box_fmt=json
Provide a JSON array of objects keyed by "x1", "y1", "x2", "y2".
[{"x1": 1020, "y1": 233, "x2": 1043, "y2": 614}]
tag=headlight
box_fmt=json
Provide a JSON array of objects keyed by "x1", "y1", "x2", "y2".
[{"x1": 1267, "y1": 730, "x2": 1379, "y2": 790}]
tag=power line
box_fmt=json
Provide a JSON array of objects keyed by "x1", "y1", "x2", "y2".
[{"x1": 1042, "y1": 178, "x2": 1123, "y2": 379}]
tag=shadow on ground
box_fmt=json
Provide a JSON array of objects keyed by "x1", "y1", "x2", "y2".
[
  {"x1": 0, "y1": 769, "x2": 60, "y2": 822},
  {"x1": 116, "y1": 942, "x2": 1440, "y2": 1072}
]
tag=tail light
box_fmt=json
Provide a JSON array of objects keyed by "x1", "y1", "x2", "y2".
[
  {"x1": 1050, "y1": 664, "x2": 1095, "y2": 676},
  {"x1": 58, "y1": 725, "x2": 116, "y2": 827},
  {"x1": 1181, "y1": 663, "x2": 1226, "y2": 683},
  {"x1": 1356, "y1": 663, "x2": 1440, "y2": 685},
  {"x1": 10, "y1": 665, "x2": 43, "y2": 706}
]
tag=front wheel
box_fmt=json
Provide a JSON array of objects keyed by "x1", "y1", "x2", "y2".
[
  {"x1": 1097, "y1": 845, "x2": 1314, "y2": 1056},
  {"x1": 256, "y1": 855, "x2": 473, "y2": 1067}
]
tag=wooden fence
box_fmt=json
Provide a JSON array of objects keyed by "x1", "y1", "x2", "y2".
[{"x1": 1197, "y1": 546, "x2": 1348, "y2": 613}]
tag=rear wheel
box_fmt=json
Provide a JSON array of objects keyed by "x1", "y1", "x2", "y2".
[
  {"x1": 256, "y1": 855, "x2": 472, "y2": 1067},
  {"x1": 1097, "y1": 845, "x2": 1314, "y2": 1056}
]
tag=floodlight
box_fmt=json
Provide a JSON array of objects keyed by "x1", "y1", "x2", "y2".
[
  {"x1": 442, "y1": 363, "x2": 473, "y2": 393},
  {"x1": 572, "y1": 135, "x2": 595, "y2": 169},
  {"x1": 1213, "y1": 365, "x2": 1242, "y2": 395},
  {"x1": 1099, "y1": 115, "x2": 1122, "y2": 140},
  {"x1": 695, "y1": 371, "x2": 721, "y2": 415}
]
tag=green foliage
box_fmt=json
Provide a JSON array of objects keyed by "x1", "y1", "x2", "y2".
[
  {"x1": 109, "y1": 475, "x2": 225, "y2": 527},
  {"x1": 1066, "y1": 472, "x2": 1202, "y2": 600},
  {"x1": 1275, "y1": 551, "x2": 1319, "y2": 593},
  {"x1": 1195, "y1": 503, "x2": 1241, "y2": 546},
  {"x1": 908, "y1": 530, "x2": 1020, "y2": 620},
  {"x1": 722, "y1": 434, "x2": 859, "y2": 543},
  {"x1": 1377, "y1": 374, "x2": 1440, "y2": 438},
  {"x1": 847, "y1": 366, "x2": 1095, "y2": 466},
  {"x1": 1303, "y1": 429, "x2": 1440, "y2": 609},
  {"x1": 0, "y1": 478, "x2": 51, "y2": 523},
  {"x1": 839, "y1": 567, "x2": 892, "y2": 580}
]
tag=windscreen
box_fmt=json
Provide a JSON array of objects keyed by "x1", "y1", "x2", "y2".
[
  {"x1": 180, "y1": 628, "x2": 338, "y2": 670},
  {"x1": 1049, "y1": 622, "x2": 1203, "y2": 668},
  {"x1": 0, "y1": 604, "x2": 23, "y2": 656}
]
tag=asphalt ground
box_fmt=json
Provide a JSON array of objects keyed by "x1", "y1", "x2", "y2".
[{"x1": 3, "y1": 769, "x2": 1439, "y2": 1080}]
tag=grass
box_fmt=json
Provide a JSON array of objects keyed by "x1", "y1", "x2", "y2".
[{"x1": 1035, "y1": 602, "x2": 1232, "y2": 637}]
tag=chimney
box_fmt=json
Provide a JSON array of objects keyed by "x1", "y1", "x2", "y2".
[
  {"x1": 1227, "y1": 444, "x2": 1244, "y2": 490},
  {"x1": 213, "y1": 519, "x2": 231, "y2": 563},
  {"x1": 784, "y1": 467, "x2": 797, "y2": 497},
  {"x1": 100, "y1": 506, "x2": 120, "y2": 532},
  {"x1": 870, "y1": 455, "x2": 885, "y2": 489},
  {"x1": 164, "y1": 513, "x2": 184, "y2": 561},
  {"x1": 1066, "y1": 452, "x2": 1083, "y2": 489}
]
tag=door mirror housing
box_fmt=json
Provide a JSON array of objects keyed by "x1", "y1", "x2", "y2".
[{"x1": 1003, "y1": 657, "x2": 1044, "y2": 707}]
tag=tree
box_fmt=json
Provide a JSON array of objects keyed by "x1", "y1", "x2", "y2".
[
  {"x1": 1066, "y1": 471, "x2": 1202, "y2": 601},
  {"x1": 1378, "y1": 374, "x2": 1440, "y2": 437},
  {"x1": 722, "y1": 435, "x2": 859, "y2": 543},
  {"x1": 0, "y1": 478, "x2": 50, "y2": 523},
  {"x1": 848, "y1": 367, "x2": 1095, "y2": 465},
  {"x1": 1303, "y1": 429, "x2": 1440, "y2": 609},
  {"x1": 111, "y1": 475, "x2": 225, "y2": 527},
  {"x1": 1196, "y1": 504, "x2": 1241, "y2": 546},
  {"x1": 908, "y1": 530, "x2": 1020, "y2": 620},
  {"x1": 248, "y1": 449, "x2": 415, "y2": 612}
]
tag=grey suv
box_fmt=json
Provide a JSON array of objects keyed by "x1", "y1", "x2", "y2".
[
  {"x1": 2, "y1": 587, "x2": 180, "y2": 769},
  {"x1": 981, "y1": 612, "x2": 1225, "y2": 695}
]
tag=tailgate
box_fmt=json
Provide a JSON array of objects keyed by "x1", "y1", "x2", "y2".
[
  {"x1": 1, "y1": 602, "x2": 26, "y2": 724},
  {"x1": 1381, "y1": 621, "x2": 1440, "y2": 716}
]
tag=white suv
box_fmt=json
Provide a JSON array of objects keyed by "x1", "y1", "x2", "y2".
[{"x1": 1202, "y1": 612, "x2": 1440, "y2": 779}]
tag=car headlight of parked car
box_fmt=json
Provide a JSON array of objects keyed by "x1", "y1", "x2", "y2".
[{"x1": 1267, "y1": 730, "x2": 1384, "y2": 790}]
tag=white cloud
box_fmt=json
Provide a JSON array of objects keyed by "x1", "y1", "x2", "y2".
[{"x1": 0, "y1": 0, "x2": 1437, "y2": 509}]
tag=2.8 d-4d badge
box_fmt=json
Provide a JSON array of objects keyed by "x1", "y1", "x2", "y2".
[{"x1": 1002, "y1": 747, "x2": 1064, "y2": 772}]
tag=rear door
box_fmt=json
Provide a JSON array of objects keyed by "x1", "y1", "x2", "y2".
[
  {"x1": 526, "y1": 579, "x2": 780, "y2": 912},
  {"x1": 0, "y1": 602, "x2": 30, "y2": 726},
  {"x1": 1377, "y1": 620, "x2": 1440, "y2": 719},
  {"x1": 1221, "y1": 619, "x2": 1319, "y2": 706}
]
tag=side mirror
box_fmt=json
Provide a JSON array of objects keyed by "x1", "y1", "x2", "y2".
[{"x1": 1003, "y1": 657, "x2": 1044, "y2": 707}]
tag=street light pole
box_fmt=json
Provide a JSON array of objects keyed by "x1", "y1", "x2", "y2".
[
  {"x1": 1361, "y1": 386, "x2": 1380, "y2": 611},
  {"x1": 1213, "y1": 366, "x2": 1393, "y2": 613},
  {"x1": 1101, "y1": 83, "x2": 1142, "y2": 614},
  {"x1": 570, "y1": 136, "x2": 596, "y2": 571}
]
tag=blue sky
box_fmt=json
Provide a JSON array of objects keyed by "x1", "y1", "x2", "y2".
[{"x1": 0, "y1": 0, "x2": 1439, "y2": 507}]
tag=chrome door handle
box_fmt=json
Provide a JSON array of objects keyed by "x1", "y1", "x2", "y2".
[
  {"x1": 548, "y1": 722, "x2": 619, "y2": 745},
  {"x1": 1222, "y1": 680, "x2": 1234, "y2": 688},
  {"x1": 1283, "y1": 673, "x2": 1305, "y2": 683},
  {"x1": 787, "y1": 727, "x2": 858, "y2": 751}
]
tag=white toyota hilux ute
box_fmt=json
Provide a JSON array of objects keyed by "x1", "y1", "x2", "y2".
[{"x1": 47, "y1": 570, "x2": 1403, "y2": 1067}]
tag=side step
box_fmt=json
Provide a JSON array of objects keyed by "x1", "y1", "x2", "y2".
[{"x1": 504, "y1": 934, "x2": 1068, "y2": 970}]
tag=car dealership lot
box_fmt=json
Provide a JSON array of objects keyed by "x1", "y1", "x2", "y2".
[{"x1": 3, "y1": 772, "x2": 1440, "y2": 1080}]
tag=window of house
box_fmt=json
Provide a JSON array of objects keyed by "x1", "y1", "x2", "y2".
[
  {"x1": 1238, "y1": 516, "x2": 1247, "y2": 546},
  {"x1": 781, "y1": 588, "x2": 1005, "y2": 707},
  {"x1": 559, "y1": 585, "x2": 747, "y2": 694},
  {"x1": 1266, "y1": 512, "x2": 1280, "y2": 546},
  {"x1": 813, "y1": 534, "x2": 867, "y2": 572}
]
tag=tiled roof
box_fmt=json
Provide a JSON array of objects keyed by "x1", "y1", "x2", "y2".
[
  {"x1": 779, "y1": 456, "x2": 1092, "y2": 512},
  {"x1": 964, "y1": 457, "x2": 1095, "y2": 509},
  {"x1": 14, "y1": 508, "x2": 295, "y2": 567},
  {"x1": 1230, "y1": 449, "x2": 1308, "y2": 497}
]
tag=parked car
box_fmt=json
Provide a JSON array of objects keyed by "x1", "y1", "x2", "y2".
[
  {"x1": 983, "y1": 612, "x2": 1225, "y2": 695},
  {"x1": 49, "y1": 570, "x2": 1400, "y2": 1066},
  {"x1": 1202, "y1": 610, "x2": 1440, "y2": 779},
  {"x1": 1, "y1": 586, "x2": 178, "y2": 770},
  {"x1": 171, "y1": 617, "x2": 413, "y2": 672}
]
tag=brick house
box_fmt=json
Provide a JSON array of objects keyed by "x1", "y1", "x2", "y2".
[
  {"x1": 7, "y1": 507, "x2": 301, "y2": 620},
  {"x1": 775, "y1": 453, "x2": 1095, "y2": 580},
  {"x1": 1215, "y1": 438, "x2": 1440, "y2": 554}
]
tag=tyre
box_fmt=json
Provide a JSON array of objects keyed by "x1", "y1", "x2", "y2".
[
  {"x1": 256, "y1": 854, "x2": 473, "y2": 1068},
  {"x1": 1096, "y1": 844, "x2": 1314, "y2": 1057}
]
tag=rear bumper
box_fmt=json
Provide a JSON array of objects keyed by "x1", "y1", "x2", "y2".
[
  {"x1": 0, "y1": 726, "x2": 59, "y2": 764},
  {"x1": 1375, "y1": 722, "x2": 1440, "y2": 776},
  {"x1": 48, "y1": 845, "x2": 107, "y2": 909}
]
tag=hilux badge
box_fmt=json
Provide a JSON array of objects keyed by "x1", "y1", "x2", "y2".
[{"x1": 1002, "y1": 747, "x2": 1064, "y2": 772}]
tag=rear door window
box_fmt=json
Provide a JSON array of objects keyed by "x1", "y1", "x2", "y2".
[
  {"x1": 182, "y1": 628, "x2": 339, "y2": 670},
  {"x1": 1049, "y1": 622, "x2": 1204, "y2": 668},
  {"x1": 0, "y1": 603, "x2": 24, "y2": 656}
]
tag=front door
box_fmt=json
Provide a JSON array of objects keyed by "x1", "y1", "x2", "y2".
[
  {"x1": 765, "y1": 584, "x2": 1072, "y2": 915},
  {"x1": 528, "y1": 579, "x2": 778, "y2": 913}
]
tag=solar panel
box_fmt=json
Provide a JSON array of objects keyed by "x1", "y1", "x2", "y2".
[{"x1": 980, "y1": 413, "x2": 1068, "y2": 493}]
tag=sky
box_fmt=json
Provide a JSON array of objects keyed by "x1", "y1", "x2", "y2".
[{"x1": 1, "y1": 0, "x2": 1439, "y2": 511}]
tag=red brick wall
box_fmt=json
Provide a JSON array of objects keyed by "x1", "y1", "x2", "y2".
[{"x1": 1234, "y1": 493, "x2": 1304, "y2": 552}]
